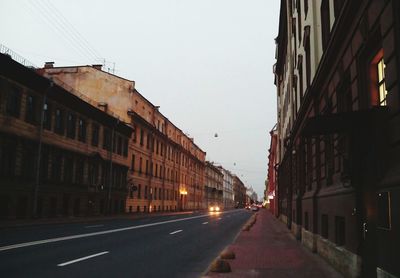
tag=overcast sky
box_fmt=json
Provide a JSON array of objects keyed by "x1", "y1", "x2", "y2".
[{"x1": 0, "y1": 0, "x2": 280, "y2": 199}]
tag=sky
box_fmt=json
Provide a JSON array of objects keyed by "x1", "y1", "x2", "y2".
[{"x1": 0, "y1": 0, "x2": 280, "y2": 199}]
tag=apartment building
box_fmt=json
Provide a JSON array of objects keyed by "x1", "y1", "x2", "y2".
[
  {"x1": 217, "y1": 166, "x2": 234, "y2": 209},
  {"x1": 39, "y1": 63, "x2": 206, "y2": 213},
  {"x1": 204, "y1": 161, "x2": 223, "y2": 209},
  {"x1": 0, "y1": 53, "x2": 132, "y2": 219},
  {"x1": 274, "y1": 1, "x2": 400, "y2": 277},
  {"x1": 233, "y1": 175, "x2": 246, "y2": 208}
]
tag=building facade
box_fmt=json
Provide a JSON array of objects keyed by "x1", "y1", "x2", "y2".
[
  {"x1": 0, "y1": 53, "x2": 132, "y2": 219},
  {"x1": 267, "y1": 125, "x2": 278, "y2": 215},
  {"x1": 233, "y1": 175, "x2": 246, "y2": 208},
  {"x1": 39, "y1": 64, "x2": 206, "y2": 213},
  {"x1": 217, "y1": 166, "x2": 235, "y2": 209},
  {"x1": 204, "y1": 161, "x2": 223, "y2": 209},
  {"x1": 275, "y1": 1, "x2": 400, "y2": 277}
]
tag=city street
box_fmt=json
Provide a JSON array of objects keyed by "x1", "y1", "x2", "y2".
[{"x1": 0, "y1": 209, "x2": 251, "y2": 278}]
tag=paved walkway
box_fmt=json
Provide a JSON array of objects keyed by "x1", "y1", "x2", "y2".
[{"x1": 206, "y1": 209, "x2": 343, "y2": 278}]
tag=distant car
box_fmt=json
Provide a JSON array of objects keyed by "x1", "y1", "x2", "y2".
[
  {"x1": 251, "y1": 206, "x2": 259, "y2": 212},
  {"x1": 245, "y1": 205, "x2": 251, "y2": 210},
  {"x1": 209, "y1": 205, "x2": 220, "y2": 212}
]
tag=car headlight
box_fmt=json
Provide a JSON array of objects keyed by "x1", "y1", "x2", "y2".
[
  {"x1": 215, "y1": 206, "x2": 220, "y2": 212},
  {"x1": 209, "y1": 207, "x2": 214, "y2": 212}
]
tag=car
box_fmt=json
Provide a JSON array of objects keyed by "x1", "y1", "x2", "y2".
[
  {"x1": 251, "y1": 205, "x2": 259, "y2": 212},
  {"x1": 209, "y1": 205, "x2": 221, "y2": 212}
]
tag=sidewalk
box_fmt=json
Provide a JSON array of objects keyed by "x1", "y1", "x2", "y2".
[
  {"x1": 0, "y1": 210, "x2": 195, "y2": 229},
  {"x1": 206, "y1": 209, "x2": 343, "y2": 278}
]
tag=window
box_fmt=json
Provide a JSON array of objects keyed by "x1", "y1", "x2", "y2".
[
  {"x1": 335, "y1": 216, "x2": 346, "y2": 245},
  {"x1": 0, "y1": 138, "x2": 17, "y2": 177},
  {"x1": 144, "y1": 186, "x2": 148, "y2": 199},
  {"x1": 139, "y1": 157, "x2": 143, "y2": 174},
  {"x1": 147, "y1": 134, "x2": 151, "y2": 149},
  {"x1": 103, "y1": 128, "x2": 111, "y2": 150},
  {"x1": 296, "y1": 0, "x2": 302, "y2": 43},
  {"x1": 304, "y1": 26, "x2": 311, "y2": 87},
  {"x1": 377, "y1": 192, "x2": 391, "y2": 230},
  {"x1": 43, "y1": 101, "x2": 52, "y2": 130},
  {"x1": 40, "y1": 146, "x2": 50, "y2": 181},
  {"x1": 6, "y1": 87, "x2": 21, "y2": 118},
  {"x1": 54, "y1": 108, "x2": 65, "y2": 135},
  {"x1": 304, "y1": 0, "x2": 308, "y2": 17},
  {"x1": 145, "y1": 160, "x2": 149, "y2": 175},
  {"x1": 131, "y1": 154, "x2": 135, "y2": 171},
  {"x1": 138, "y1": 184, "x2": 142, "y2": 199},
  {"x1": 25, "y1": 94, "x2": 38, "y2": 124},
  {"x1": 377, "y1": 57, "x2": 387, "y2": 106},
  {"x1": 78, "y1": 118, "x2": 86, "y2": 142},
  {"x1": 321, "y1": 214, "x2": 329, "y2": 238},
  {"x1": 76, "y1": 158, "x2": 84, "y2": 185},
  {"x1": 123, "y1": 139, "x2": 128, "y2": 157},
  {"x1": 66, "y1": 112, "x2": 76, "y2": 139},
  {"x1": 140, "y1": 128, "x2": 144, "y2": 146},
  {"x1": 132, "y1": 125, "x2": 137, "y2": 142},
  {"x1": 117, "y1": 136, "x2": 122, "y2": 155},
  {"x1": 88, "y1": 161, "x2": 99, "y2": 185},
  {"x1": 370, "y1": 50, "x2": 387, "y2": 106},
  {"x1": 321, "y1": 0, "x2": 331, "y2": 51},
  {"x1": 91, "y1": 124, "x2": 99, "y2": 146},
  {"x1": 51, "y1": 151, "x2": 63, "y2": 182},
  {"x1": 21, "y1": 144, "x2": 36, "y2": 180},
  {"x1": 304, "y1": 212, "x2": 309, "y2": 230},
  {"x1": 64, "y1": 155, "x2": 74, "y2": 184}
]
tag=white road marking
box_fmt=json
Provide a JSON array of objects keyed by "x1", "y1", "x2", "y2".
[
  {"x1": 0, "y1": 210, "x2": 242, "y2": 252},
  {"x1": 202, "y1": 222, "x2": 208, "y2": 225},
  {"x1": 218, "y1": 218, "x2": 222, "y2": 220},
  {"x1": 57, "y1": 251, "x2": 109, "y2": 266},
  {"x1": 169, "y1": 230, "x2": 183, "y2": 235},
  {"x1": 85, "y1": 225, "x2": 104, "y2": 228}
]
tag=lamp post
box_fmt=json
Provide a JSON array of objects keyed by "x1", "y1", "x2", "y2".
[
  {"x1": 32, "y1": 79, "x2": 53, "y2": 218},
  {"x1": 106, "y1": 117, "x2": 119, "y2": 214}
]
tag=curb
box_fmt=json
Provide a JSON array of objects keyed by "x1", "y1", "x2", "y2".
[{"x1": 202, "y1": 211, "x2": 252, "y2": 277}]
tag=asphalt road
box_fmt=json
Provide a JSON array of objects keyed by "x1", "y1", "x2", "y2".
[{"x1": 0, "y1": 209, "x2": 252, "y2": 278}]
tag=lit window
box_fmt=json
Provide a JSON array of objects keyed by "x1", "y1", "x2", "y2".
[{"x1": 377, "y1": 58, "x2": 387, "y2": 106}]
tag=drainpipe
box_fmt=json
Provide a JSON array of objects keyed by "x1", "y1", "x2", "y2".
[
  {"x1": 32, "y1": 79, "x2": 53, "y2": 218},
  {"x1": 107, "y1": 119, "x2": 119, "y2": 214}
]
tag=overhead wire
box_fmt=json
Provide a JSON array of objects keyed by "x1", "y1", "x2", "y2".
[
  {"x1": 26, "y1": 0, "x2": 91, "y2": 62},
  {"x1": 41, "y1": 0, "x2": 103, "y2": 62},
  {"x1": 31, "y1": 0, "x2": 96, "y2": 62}
]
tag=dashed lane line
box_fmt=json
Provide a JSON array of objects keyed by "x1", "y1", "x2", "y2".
[
  {"x1": 57, "y1": 251, "x2": 109, "y2": 266},
  {"x1": 0, "y1": 210, "x2": 243, "y2": 252},
  {"x1": 169, "y1": 230, "x2": 183, "y2": 235}
]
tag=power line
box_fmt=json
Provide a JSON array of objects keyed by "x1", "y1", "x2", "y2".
[
  {"x1": 31, "y1": 0, "x2": 97, "y2": 62},
  {"x1": 41, "y1": 0, "x2": 102, "y2": 61},
  {"x1": 26, "y1": 0, "x2": 91, "y2": 62}
]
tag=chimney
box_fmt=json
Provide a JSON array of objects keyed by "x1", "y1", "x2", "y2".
[
  {"x1": 92, "y1": 64, "x2": 103, "y2": 70},
  {"x1": 44, "y1": 62, "x2": 54, "y2": 68}
]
